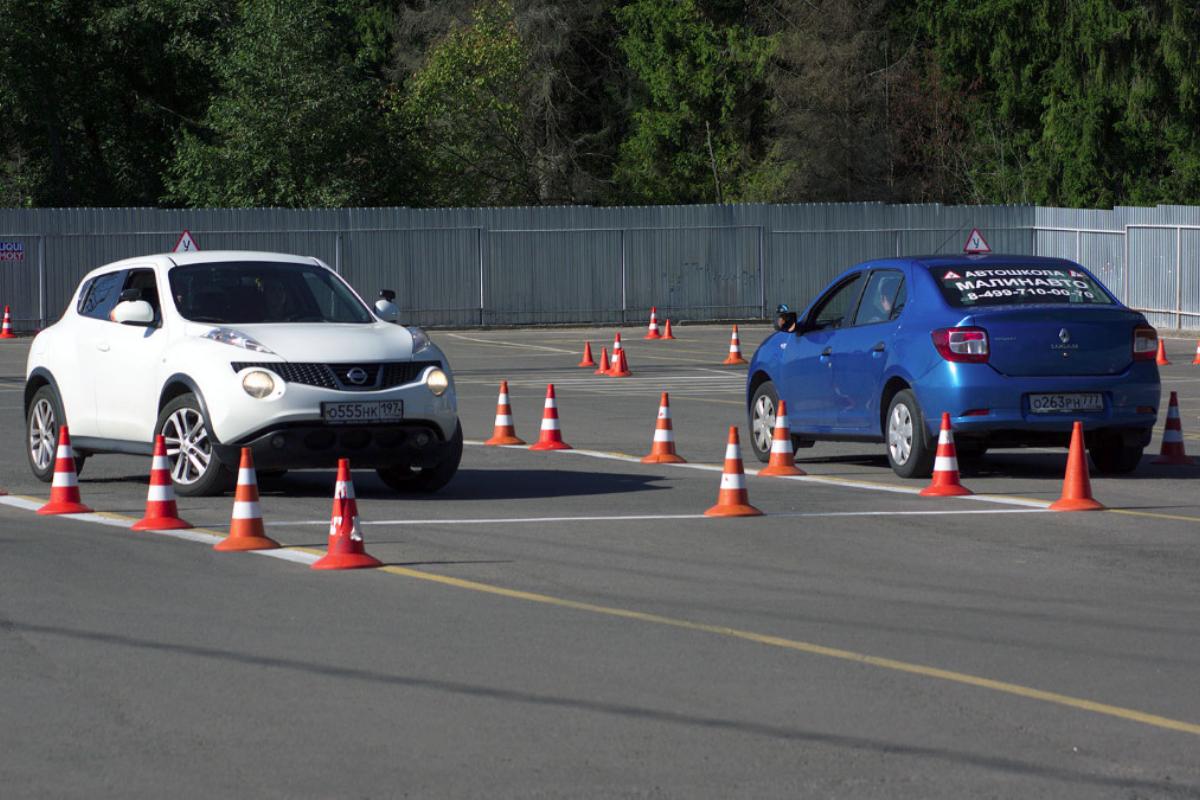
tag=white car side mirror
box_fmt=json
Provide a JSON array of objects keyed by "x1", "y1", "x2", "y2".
[
  {"x1": 375, "y1": 298, "x2": 399, "y2": 323},
  {"x1": 111, "y1": 300, "x2": 155, "y2": 326}
]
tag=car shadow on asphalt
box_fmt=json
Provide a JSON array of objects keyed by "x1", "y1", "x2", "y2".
[{"x1": 258, "y1": 468, "x2": 669, "y2": 501}]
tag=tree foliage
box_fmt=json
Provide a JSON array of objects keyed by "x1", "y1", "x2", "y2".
[{"x1": 7, "y1": 0, "x2": 1200, "y2": 208}]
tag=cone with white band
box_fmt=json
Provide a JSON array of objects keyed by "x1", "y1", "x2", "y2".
[
  {"x1": 704, "y1": 426, "x2": 763, "y2": 517},
  {"x1": 610, "y1": 332, "x2": 624, "y2": 371},
  {"x1": 608, "y1": 347, "x2": 632, "y2": 378},
  {"x1": 529, "y1": 384, "x2": 571, "y2": 450},
  {"x1": 214, "y1": 448, "x2": 280, "y2": 551},
  {"x1": 594, "y1": 346, "x2": 610, "y2": 375},
  {"x1": 645, "y1": 307, "x2": 661, "y2": 339},
  {"x1": 132, "y1": 435, "x2": 192, "y2": 530},
  {"x1": 578, "y1": 341, "x2": 596, "y2": 368},
  {"x1": 722, "y1": 325, "x2": 747, "y2": 365},
  {"x1": 758, "y1": 400, "x2": 805, "y2": 477},
  {"x1": 1192, "y1": 340, "x2": 1200, "y2": 365},
  {"x1": 37, "y1": 426, "x2": 93, "y2": 514},
  {"x1": 1152, "y1": 391, "x2": 1194, "y2": 465},
  {"x1": 0, "y1": 306, "x2": 13, "y2": 338},
  {"x1": 920, "y1": 413, "x2": 972, "y2": 496},
  {"x1": 641, "y1": 392, "x2": 686, "y2": 463},
  {"x1": 313, "y1": 458, "x2": 382, "y2": 570},
  {"x1": 662, "y1": 319, "x2": 676, "y2": 340},
  {"x1": 484, "y1": 380, "x2": 525, "y2": 445}
]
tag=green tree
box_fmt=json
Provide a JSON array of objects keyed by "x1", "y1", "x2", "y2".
[
  {"x1": 614, "y1": 0, "x2": 774, "y2": 203},
  {"x1": 164, "y1": 0, "x2": 395, "y2": 207}
]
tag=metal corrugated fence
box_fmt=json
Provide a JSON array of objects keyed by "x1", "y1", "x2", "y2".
[{"x1": 2, "y1": 203, "x2": 1199, "y2": 330}]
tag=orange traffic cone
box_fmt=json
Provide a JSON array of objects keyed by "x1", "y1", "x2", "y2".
[
  {"x1": 722, "y1": 325, "x2": 747, "y2": 365},
  {"x1": 1193, "y1": 341, "x2": 1200, "y2": 365},
  {"x1": 705, "y1": 426, "x2": 763, "y2": 517},
  {"x1": 1049, "y1": 421, "x2": 1105, "y2": 511},
  {"x1": 608, "y1": 347, "x2": 632, "y2": 377},
  {"x1": 1156, "y1": 339, "x2": 1170, "y2": 366},
  {"x1": 313, "y1": 459, "x2": 382, "y2": 570},
  {"x1": 214, "y1": 448, "x2": 281, "y2": 551},
  {"x1": 641, "y1": 392, "x2": 686, "y2": 463},
  {"x1": 484, "y1": 380, "x2": 525, "y2": 446},
  {"x1": 0, "y1": 306, "x2": 13, "y2": 339},
  {"x1": 758, "y1": 400, "x2": 805, "y2": 477},
  {"x1": 578, "y1": 341, "x2": 596, "y2": 368},
  {"x1": 610, "y1": 332, "x2": 624, "y2": 371},
  {"x1": 594, "y1": 346, "x2": 610, "y2": 375},
  {"x1": 1152, "y1": 391, "x2": 1194, "y2": 465},
  {"x1": 37, "y1": 426, "x2": 93, "y2": 514},
  {"x1": 131, "y1": 435, "x2": 192, "y2": 530},
  {"x1": 645, "y1": 307, "x2": 661, "y2": 339},
  {"x1": 529, "y1": 384, "x2": 571, "y2": 450},
  {"x1": 662, "y1": 319, "x2": 676, "y2": 340},
  {"x1": 919, "y1": 413, "x2": 972, "y2": 496}
]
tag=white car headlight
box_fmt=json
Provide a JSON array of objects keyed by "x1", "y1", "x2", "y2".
[
  {"x1": 408, "y1": 326, "x2": 431, "y2": 353},
  {"x1": 426, "y1": 368, "x2": 449, "y2": 396},
  {"x1": 242, "y1": 370, "x2": 276, "y2": 399},
  {"x1": 203, "y1": 327, "x2": 276, "y2": 354}
]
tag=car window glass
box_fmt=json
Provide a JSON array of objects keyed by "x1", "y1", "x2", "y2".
[
  {"x1": 811, "y1": 275, "x2": 862, "y2": 330},
  {"x1": 854, "y1": 270, "x2": 905, "y2": 326},
  {"x1": 122, "y1": 269, "x2": 161, "y2": 321},
  {"x1": 78, "y1": 271, "x2": 125, "y2": 320},
  {"x1": 933, "y1": 264, "x2": 1114, "y2": 307},
  {"x1": 168, "y1": 262, "x2": 372, "y2": 324},
  {"x1": 891, "y1": 280, "x2": 907, "y2": 319}
]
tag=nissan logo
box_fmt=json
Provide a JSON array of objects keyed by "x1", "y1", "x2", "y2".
[
  {"x1": 346, "y1": 367, "x2": 369, "y2": 385},
  {"x1": 1059, "y1": 328, "x2": 1070, "y2": 344}
]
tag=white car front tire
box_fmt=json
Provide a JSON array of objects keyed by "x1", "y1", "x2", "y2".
[{"x1": 156, "y1": 392, "x2": 234, "y2": 497}]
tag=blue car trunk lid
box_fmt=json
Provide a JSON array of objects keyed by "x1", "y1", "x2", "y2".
[{"x1": 966, "y1": 307, "x2": 1143, "y2": 377}]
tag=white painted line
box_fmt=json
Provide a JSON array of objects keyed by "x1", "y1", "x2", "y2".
[
  {"x1": 465, "y1": 441, "x2": 1055, "y2": 509},
  {"x1": 269, "y1": 508, "x2": 1046, "y2": 527},
  {"x1": 448, "y1": 333, "x2": 575, "y2": 354}
]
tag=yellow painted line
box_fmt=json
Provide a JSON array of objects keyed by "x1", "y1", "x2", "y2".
[
  {"x1": 6, "y1": 492, "x2": 1200, "y2": 736},
  {"x1": 378, "y1": 564, "x2": 1200, "y2": 737}
]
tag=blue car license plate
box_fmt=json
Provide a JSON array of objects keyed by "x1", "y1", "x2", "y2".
[
  {"x1": 321, "y1": 400, "x2": 404, "y2": 424},
  {"x1": 1028, "y1": 393, "x2": 1104, "y2": 414}
]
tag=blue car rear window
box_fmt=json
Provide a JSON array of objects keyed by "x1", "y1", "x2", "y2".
[{"x1": 932, "y1": 265, "x2": 1114, "y2": 307}]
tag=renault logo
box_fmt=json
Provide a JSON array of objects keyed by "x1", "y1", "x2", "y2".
[
  {"x1": 346, "y1": 367, "x2": 368, "y2": 385},
  {"x1": 1059, "y1": 328, "x2": 1070, "y2": 344}
]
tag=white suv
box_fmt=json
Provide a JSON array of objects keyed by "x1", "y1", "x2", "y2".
[{"x1": 25, "y1": 251, "x2": 461, "y2": 496}]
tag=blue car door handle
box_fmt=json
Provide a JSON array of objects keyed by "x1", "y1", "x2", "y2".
[
  {"x1": 820, "y1": 346, "x2": 833, "y2": 359},
  {"x1": 871, "y1": 341, "x2": 886, "y2": 354}
]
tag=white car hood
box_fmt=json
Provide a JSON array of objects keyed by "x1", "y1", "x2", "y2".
[{"x1": 196, "y1": 322, "x2": 417, "y2": 362}]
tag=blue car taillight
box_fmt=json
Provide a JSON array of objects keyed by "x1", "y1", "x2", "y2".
[
  {"x1": 1132, "y1": 326, "x2": 1158, "y2": 361},
  {"x1": 932, "y1": 327, "x2": 989, "y2": 363}
]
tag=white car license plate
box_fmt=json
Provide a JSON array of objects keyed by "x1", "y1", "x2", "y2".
[
  {"x1": 321, "y1": 400, "x2": 404, "y2": 424},
  {"x1": 1028, "y1": 393, "x2": 1104, "y2": 414}
]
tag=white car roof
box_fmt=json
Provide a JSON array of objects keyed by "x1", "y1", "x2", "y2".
[{"x1": 78, "y1": 251, "x2": 325, "y2": 282}]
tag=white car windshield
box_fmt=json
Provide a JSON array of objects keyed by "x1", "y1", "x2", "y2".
[{"x1": 169, "y1": 261, "x2": 373, "y2": 324}]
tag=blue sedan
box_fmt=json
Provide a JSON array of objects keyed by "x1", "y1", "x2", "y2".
[{"x1": 746, "y1": 254, "x2": 1161, "y2": 477}]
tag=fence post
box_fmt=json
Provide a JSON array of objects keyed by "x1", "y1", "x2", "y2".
[
  {"x1": 620, "y1": 228, "x2": 627, "y2": 325},
  {"x1": 758, "y1": 225, "x2": 766, "y2": 318},
  {"x1": 478, "y1": 227, "x2": 485, "y2": 327},
  {"x1": 38, "y1": 235, "x2": 46, "y2": 329},
  {"x1": 1177, "y1": 226, "x2": 1183, "y2": 330},
  {"x1": 334, "y1": 233, "x2": 342, "y2": 274}
]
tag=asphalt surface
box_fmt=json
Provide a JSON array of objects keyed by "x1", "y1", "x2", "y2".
[{"x1": 3, "y1": 325, "x2": 1200, "y2": 798}]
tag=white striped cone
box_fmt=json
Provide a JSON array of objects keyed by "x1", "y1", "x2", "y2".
[
  {"x1": 722, "y1": 325, "x2": 747, "y2": 365},
  {"x1": 920, "y1": 413, "x2": 972, "y2": 496},
  {"x1": 0, "y1": 306, "x2": 13, "y2": 338},
  {"x1": 215, "y1": 448, "x2": 280, "y2": 550},
  {"x1": 611, "y1": 332, "x2": 624, "y2": 369},
  {"x1": 759, "y1": 400, "x2": 804, "y2": 476},
  {"x1": 1153, "y1": 391, "x2": 1194, "y2": 465},
  {"x1": 37, "y1": 426, "x2": 93, "y2": 514},
  {"x1": 642, "y1": 392, "x2": 686, "y2": 463},
  {"x1": 313, "y1": 458, "x2": 381, "y2": 569},
  {"x1": 132, "y1": 435, "x2": 192, "y2": 530},
  {"x1": 530, "y1": 384, "x2": 571, "y2": 450},
  {"x1": 645, "y1": 307, "x2": 661, "y2": 339},
  {"x1": 1192, "y1": 341, "x2": 1200, "y2": 365},
  {"x1": 704, "y1": 426, "x2": 762, "y2": 516},
  {"x1": 485, "y1": 380, "x2": 525, "y2": 445}
]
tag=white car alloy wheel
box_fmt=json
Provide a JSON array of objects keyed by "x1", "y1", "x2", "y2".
[
  {"x1": 888, "y1": 403, "x2": 913, "y2": 465},
  {"x1": 28, "y1": 396, "x2": 58, "y2": 473},
  {"x1": 162, "y1": 407, "x2": 212, "y2": 485}
]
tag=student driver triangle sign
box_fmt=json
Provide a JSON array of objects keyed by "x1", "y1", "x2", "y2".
[
  {"x1": 173, "y1": 230, "x2": 199, "y2": 253},
  {"x1": 963, "y1": 228, "x2": 991, "y2": 254}
]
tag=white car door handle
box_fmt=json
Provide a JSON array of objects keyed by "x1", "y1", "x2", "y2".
[{"x1": 96, "y1": 341, "x2": 110, "y2": 352}]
